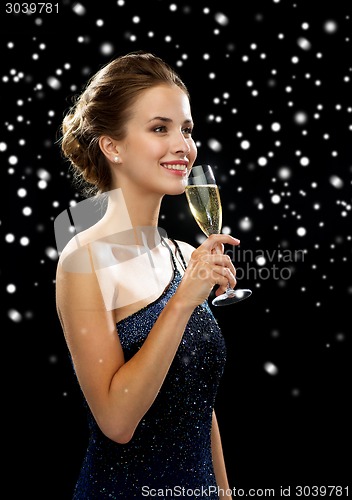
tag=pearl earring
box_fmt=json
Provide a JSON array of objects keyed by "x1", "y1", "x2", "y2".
[{"x1": 114, "y1": 156, "x2": 119, "y2": 163}]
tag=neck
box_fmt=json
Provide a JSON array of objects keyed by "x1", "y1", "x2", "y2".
[{"x1": 101, "y1": 188, "x2": 164, "y2": 246}]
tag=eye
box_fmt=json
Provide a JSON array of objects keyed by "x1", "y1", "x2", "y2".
[
  {"x1": 182, "y1": 127, "x2": 193, "y2": 136},
  {"x1": 153, "y1": 125, "x2": 167, "y2": 133}
]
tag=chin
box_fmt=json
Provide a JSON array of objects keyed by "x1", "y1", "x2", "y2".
[{"x1": 166, "y1": 185, "x2": 186, "y2": 196}]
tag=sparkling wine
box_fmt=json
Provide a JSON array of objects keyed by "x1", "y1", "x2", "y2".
[
  {"x1": 185, "y1": 184, "x2": 222, "y2": 236},
  {"x1": 186, "y1": 164, "x2": 252, "y2": 306}
]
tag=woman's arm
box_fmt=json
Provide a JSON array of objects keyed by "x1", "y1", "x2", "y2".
[
  {"x1": 211, "y1": 410, "x2": 233, "y2": 499},
  {"x1": 56, "y1": 250, "x2": 194, "y2": 444},
  {"x1": 56, "y1": 234, "x2": 239, "y2": 444}
]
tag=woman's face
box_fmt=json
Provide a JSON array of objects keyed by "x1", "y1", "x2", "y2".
[{"x1": 116, "y1": 84, "x2": 197, "y2": 196}]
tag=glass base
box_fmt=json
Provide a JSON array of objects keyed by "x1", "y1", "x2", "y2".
[{"x1": 212, "y1": 288, "x2": 252, "y2": 306}]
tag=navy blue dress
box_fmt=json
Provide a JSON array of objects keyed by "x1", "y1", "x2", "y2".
[{"x1": 72, "y1": 239, "x2": 226, "y2": 499}]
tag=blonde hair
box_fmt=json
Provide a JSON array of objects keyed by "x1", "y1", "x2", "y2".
[{"x1": 60, "y1": 51, "x2": 189, "y2": 197}]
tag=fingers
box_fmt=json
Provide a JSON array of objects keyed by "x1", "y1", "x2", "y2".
[
  {"x1": 215, "y1": 267, "x2": 237, "y2": 294},
  {"x1": 202, "y1": 254, "x2": 236, "y2": 282},
  {"x1": 193, "y1": 253, "x2": 237, "y2": 289},
  {"x1": 202, "y1": 233, "x2": 240, "y2": 251},
  {"x1": 211, "y1": 261, "x2": 237, "y2": 290},
  {"x1": 183, "y1": 234, "x2": 239, "y2": 302},
  {"x1": 194, "y1": 245, "x2": 236, "y2": 276},
  {"x1": 206, "y1": 252, "x2": 236, "y2": 275}
]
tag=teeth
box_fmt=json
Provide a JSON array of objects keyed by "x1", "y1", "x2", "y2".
[{"x1": 163, "y1": 164, "x2": 186, "y2": 171}]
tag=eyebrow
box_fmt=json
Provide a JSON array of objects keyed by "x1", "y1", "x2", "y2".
[{"x1": 148, "y1": 116, "x2": 193, "y2": 125}]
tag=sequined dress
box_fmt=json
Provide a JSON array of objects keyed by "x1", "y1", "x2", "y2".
[{"x1": 72, "y1": 239, "x2": 227, "y2": 499}]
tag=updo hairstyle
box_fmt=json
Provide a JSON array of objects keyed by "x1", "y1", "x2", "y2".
[{"x1": 60, "y1": 51, "x2": 189, "y2": 197}]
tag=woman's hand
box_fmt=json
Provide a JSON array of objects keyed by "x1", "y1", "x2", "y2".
[{"x1": 176, "y1": 234, "x2": 240, "y2": 308}]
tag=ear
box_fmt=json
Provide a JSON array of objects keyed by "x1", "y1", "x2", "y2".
[{"x1": 99, "y1": 136, "x2": 121, "y2": 163}]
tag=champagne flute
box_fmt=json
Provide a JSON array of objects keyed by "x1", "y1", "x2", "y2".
[{"x1": 185, "y1": 164, "x2": 252, "y2": 306}]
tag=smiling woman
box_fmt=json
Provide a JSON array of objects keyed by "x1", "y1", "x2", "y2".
[
  {"x1": 55, "y1": 51, "x2": 239, "y2": 499},
  {"x1": 97, "y1": 83, "x2": 196, "y2": 197}
]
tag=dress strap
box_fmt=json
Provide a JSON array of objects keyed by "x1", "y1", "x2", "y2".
[
  {"x1": 169, "y1": 238, "x2": 188, "y2": 271},
  {"x1": 161, "y1": 236, "x2": 188, "y2": 272}
]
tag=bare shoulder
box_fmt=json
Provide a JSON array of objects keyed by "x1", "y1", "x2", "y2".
[
  {"x1": 56, "y1": 228, "x2": 104, "y2": 312},
  {"x1": 57, "y1": 224, "x2": 104, "y2": 273}
]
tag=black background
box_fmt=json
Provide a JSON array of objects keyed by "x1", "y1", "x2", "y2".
[{"x1": 1, "y1": 1, "x2": 351, "y2": 498}]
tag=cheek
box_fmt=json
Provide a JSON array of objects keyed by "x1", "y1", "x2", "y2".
[{"x1": 133, "y1": 136, "x2": 168, "y2": 159}]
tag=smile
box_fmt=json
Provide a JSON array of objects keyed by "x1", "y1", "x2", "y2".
[{"x1": 161, "y1": 163, "x2": 187, "y2": 171}]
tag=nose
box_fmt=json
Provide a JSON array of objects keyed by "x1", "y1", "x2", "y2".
[{"x1": 173, "y1": 130, "x2": 191, "y2": 155}]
